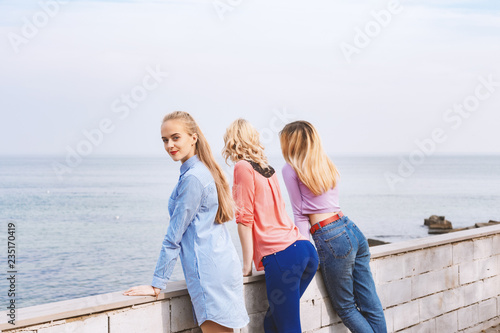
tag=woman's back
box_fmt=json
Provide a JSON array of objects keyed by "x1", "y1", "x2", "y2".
[{"x1": 233, "y1": 160, "x2": 304, "y2": 270}]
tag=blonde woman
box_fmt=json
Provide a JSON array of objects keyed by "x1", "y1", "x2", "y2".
[
  {"x1": 280, "y1": 121, "x2": 387, "y2": 333},
  {"x1": 124, "y1": 112, "x2": 249, "y2": 333},
  {"x1": 223, "y1": 119, "x2": 319, "y2": 333}
]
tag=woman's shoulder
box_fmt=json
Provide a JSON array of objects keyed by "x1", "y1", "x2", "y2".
[
  {"x1": 282, "y1": 163, "x2": 297, "y2": 178},
  {"x1": 234, "y1": 159, "x2": 253, "y2": 173},
  {"x1": 184, "y1": 160, "x2": 213, "y2": 187},
  {"x1": 235, "y1": 159, "x2": 252, "y2": 167}
]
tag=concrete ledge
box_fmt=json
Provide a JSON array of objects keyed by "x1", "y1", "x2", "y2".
[
  {"x1": 0, "y1": 273, "x2": 268, "y2": 332},
  {"x1": 0, "y1": 280, "x2": 188, "y2": 331},
  {"x1": 370, "y1": 224, "x2": 500, "y2": 258}
]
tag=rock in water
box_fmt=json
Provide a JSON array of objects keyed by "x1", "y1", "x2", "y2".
[
  {"x1": 368, "y1": 238, "x2": 390, "y2": 247},
  {"x1": 424, "y1": 215, "x2": 445, "y2": 226},
  {"x1": 476, "y1": 221, "x2": 500, "y2": 228},
  {"x1": 429, "y1": 222, "x2": 453, "y2": 229},
  {"x1": 424, "y1": 215, "x2": 453, "y2": 229}
]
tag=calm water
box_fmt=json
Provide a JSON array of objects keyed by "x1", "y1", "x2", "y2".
[{"x1": 0, "y1": 155, "x2": 499, "y2": 308}]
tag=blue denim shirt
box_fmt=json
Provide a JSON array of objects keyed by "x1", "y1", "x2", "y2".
[{"x1": 151, "y1": 155, "x2": 248, "y2": 327}]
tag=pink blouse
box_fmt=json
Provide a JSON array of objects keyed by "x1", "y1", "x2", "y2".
[{"x1": 233, "y1": 160, "x2": 306, "y2": 271}]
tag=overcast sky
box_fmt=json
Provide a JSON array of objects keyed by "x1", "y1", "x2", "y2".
[{"x1": 1, "y1": 0, "x2": 499, "y2": 157}]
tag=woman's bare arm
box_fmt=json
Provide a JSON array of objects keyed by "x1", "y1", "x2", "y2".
[{"x1": 238, "y1": 223, "x2": 254, "y2": 276}]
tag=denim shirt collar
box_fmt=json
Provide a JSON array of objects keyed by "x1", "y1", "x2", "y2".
[{"x1": 180, "y1": 154, "x2": 199, "y2": 176}]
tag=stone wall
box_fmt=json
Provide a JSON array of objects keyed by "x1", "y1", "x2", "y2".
[
  {"x1": 372, "y1": 225, "x2": 499, "y2": 333},
  {"x1": 1, "y1": 225, "x2": 499, "y2": 333}
]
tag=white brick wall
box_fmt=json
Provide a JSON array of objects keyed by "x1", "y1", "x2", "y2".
[
  {"x1": 301, "y1": 274, "x2": 329, "y2": 301},
  {"x1": 237, "y1": 312, "x2": 265, "y2": 333},
  {"x1": 441, "y1": 289, "x2": 464, "y2": 313},
  {"x1": 411, "y1": 319, "x2": 435, "y2": 333},
  {"x1": 493, "y1": 234, "x2": 500, "y2": 255},
  {"x1": 419, "y1": 292, "x2": 445, "y2": 322},
  {"x1": 320, "y1": 297, "x2": 341, "y2": 327},
  {"x1": 170, "y1": 296, "x2": 197, "y2": 332},
  {"x1": 478, "y1": 298, "x2": 497, "y2": 323},
  {"x1": 484, "y1": 275, "x2": 500, "y2": 299},
  {"x1": 108, "y1": 302, "x2": 168, "y2": 333},
  {"x1": 37, "y1": 315, "x2": 107, "y2": 333},
  {"x1": 404, "y1": 245, "x2": 453, "y2": 277},
  {"x1": 459, "y1": 260, "x2": 479, "y2": 284},
  {"x1": 243, "y1": 281, "x2": 268, "y2": 314},
  {"x1": 479, "y1": 256, "x2": 498, "y2": 279},
  {"x1": 411, "y1": 265, "x2": 459, "y2": 298},
  {"x1": 435, "y1": 311, "x2": 458, "y2": 333},
  {"x1": 474, "y1": 237, "x2": 494, "y2": 260},
  {"x1": 393, "y1": 301, "x2": 420, "y2": 331},
  {"x1": 377, "y1": 231, "x2": 500, "y2": 332},
  {"x1": 2, "y1": 227, "x2": 499, "y2": 333},
  {"x1": 462, "y1": 280, "x2": 484, "y2": 306},
  {"x1": 458, "y1": 304, "x2": 479, "y2": 330},
  {"x1": 378, "y1": 278, "x2": 412, "y2": 308},
  {"x1": 300, "y1": 300, "x2": 322, "y2": 332},
  {"x1": 453, "y1": 240, "x2": 474, "y2": 264},
  {"x1": 374, "y1": 255, "x2": 406, "y2": 283}
]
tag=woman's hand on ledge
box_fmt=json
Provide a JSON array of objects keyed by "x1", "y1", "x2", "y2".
[{"x1": 123, "y1": 285, "x2": 160, "y2": 298}]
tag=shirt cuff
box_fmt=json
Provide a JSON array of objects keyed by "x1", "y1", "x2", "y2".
[
  {"x1": 236, "y1": 212, "x2": 254, "y2": 227},
  {"x1": 151, "y1": 275, "x2": 168, "y2": 290},
  {"x1": 237, "y1": 219, "x2": 254, "y2": 227}
]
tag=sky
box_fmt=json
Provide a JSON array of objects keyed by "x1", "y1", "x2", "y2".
[{"x1": 1, "y1": 0, "x2": 500, "y2": 157}]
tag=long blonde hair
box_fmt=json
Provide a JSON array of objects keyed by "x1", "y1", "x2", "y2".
[
  {"x1": 163, "y1": 111, "x2": 234, "y2": 223},
  {"x1": 280, "y1": 121, "x2": 339, "y2": 195},
  {"x1": 222, "y1": 118, "x2": 269, "y2": 169}
]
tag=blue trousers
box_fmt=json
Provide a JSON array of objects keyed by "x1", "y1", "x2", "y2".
[
  {"x1": 312, "y1": 215, "x2": 387, "y2": 333},
  {"x1": 261, "y1": 240, "x2": 319, "y2": 333}
]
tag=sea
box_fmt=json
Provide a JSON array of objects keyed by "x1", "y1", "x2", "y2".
[{"x1": 0, "y1": 154, "x2": 499, "y2": 308}]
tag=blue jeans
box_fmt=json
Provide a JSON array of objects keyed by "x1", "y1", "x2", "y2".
[
  {"x1": 312, "y1": 215, "x2": 387, "y2": 333},
  {"x1": 261, "y1": 240, "x2": 319, "y2": 333}
]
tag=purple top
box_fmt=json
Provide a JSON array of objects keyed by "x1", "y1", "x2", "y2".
[{"x1": 282, "y1": 163, "x2": 341, "y2": 237}]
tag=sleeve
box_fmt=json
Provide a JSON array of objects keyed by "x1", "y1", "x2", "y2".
[
  {"x1": 233, "y1": 161, "x2": 255, "y2": 227},
  {"x1": 282, "y1": 163, "x2": 311, "y2": 237},
  {"x1": 151, "y1": 175, "x2": 205, "y2": 289}
]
